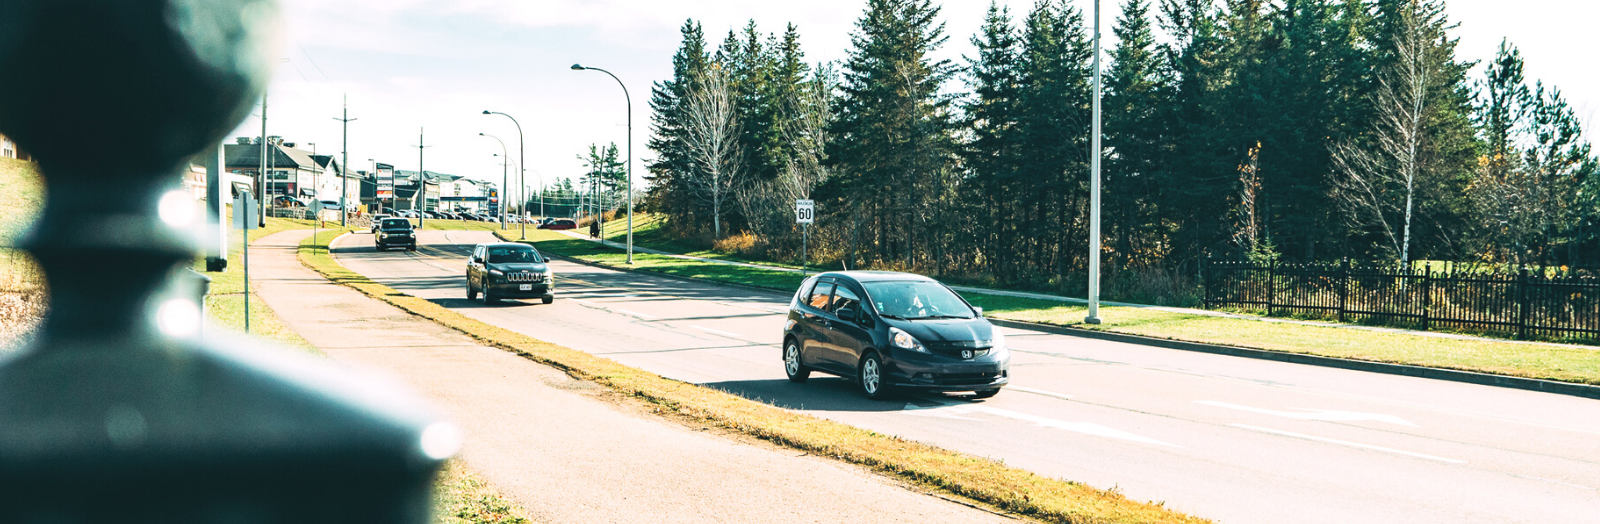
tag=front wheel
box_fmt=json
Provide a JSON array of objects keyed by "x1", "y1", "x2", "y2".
[
  {"x1": 481, "y1": 285, "x2": 495, "y2": 305},
  {"x1": 541, "y1": 295, "x2": 554, "y2": 305},
  {"x1": 784, "y1": 340, "x2": 810, "y2": 383},
  {"x1": 859, "y1": 352, "x2": 892, "y2": 400},
  {"x1": 467, "y1": 279, "x2": 478, "y2": 300}
]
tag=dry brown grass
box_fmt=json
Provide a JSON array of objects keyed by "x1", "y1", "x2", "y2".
[{"x1": 299, "y1": 230, "x2": 1209, "y2": 524}]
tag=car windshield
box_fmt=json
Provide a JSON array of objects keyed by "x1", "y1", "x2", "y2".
[
  {"x1": 863, "y1": 280, "x2": 974, "y2": 320},
  {"x1": 487, "y1": 247, "x2": 542, "y2": 264},
  {"x1": 381, "y1": 219, "x2": 411, "y2": 229}
]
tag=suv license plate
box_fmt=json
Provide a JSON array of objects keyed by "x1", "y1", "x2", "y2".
[{"x1": 519, "y1": 284, "x2": 532, "y2": 291}]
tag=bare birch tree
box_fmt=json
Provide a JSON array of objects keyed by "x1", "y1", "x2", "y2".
[
  {"x1": 1331, "y1": 2, "x2": 1436, "y2": 264},
  {"x1": 681, "y1": 64, "x2": 742, "y2": 239}
]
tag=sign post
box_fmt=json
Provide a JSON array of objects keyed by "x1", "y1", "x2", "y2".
[
  {"x1": 233, "y1": 192, "x2": 258, "y2": 332},
  {"x1": 796, "y1": 199, "x2": 814, "y2": 272}
]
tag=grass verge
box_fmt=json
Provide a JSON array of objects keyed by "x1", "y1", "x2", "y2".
[
  {"x1": 513, "y1": 229, "x2": 1600, "y2": 387},
  {"x1": 300, "y1": 229, "x2": 1207, "y2": 524},
  {"x1": 435, "y1": 461, "x2": 534, "y2": 524}
]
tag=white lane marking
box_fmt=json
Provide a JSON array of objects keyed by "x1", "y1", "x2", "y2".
[
  {"x1": 617, "y1": 309, "x2": 657, "y2": 319},
  {"x1": 903, "y1": 404, "x2": 1179, "y2": 447},
  {"x1": 1230, "y1": 424, "x2": 1466, "y2": 464},
  {"x1": 1010, "y1": 386, "x2": 1076, "y2": 401},
  {"x1": 1197, "y1": 401, "x2": 1418, "y2": 427},
  {"x1": 692, "y1": 325, "x2": 743, "y2": 338}
]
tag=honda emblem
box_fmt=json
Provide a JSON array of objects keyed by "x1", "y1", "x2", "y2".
[{"x1": 961, "y1": 350, "x2": 973, "y2": 359}]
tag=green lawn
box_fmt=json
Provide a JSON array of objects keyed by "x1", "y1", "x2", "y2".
[{"x1": 521, "y1": 226, "x2": 1600, "y2": 387}]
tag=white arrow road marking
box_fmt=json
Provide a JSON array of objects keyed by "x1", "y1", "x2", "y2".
[
  {"x1": 1196, "y1": 400, "x2": 1419, "y2": 427},
  {"x1": 903, "y1": 403, "x2": 1179, "y2": 447},
  {"x1": 1231, "y1": 424, "x2": 1466, "y2": 464}
]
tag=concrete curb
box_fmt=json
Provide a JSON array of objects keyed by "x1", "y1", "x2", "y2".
[{"x1": 987, "y1": 317, "x2": 1600, "y2": 401}]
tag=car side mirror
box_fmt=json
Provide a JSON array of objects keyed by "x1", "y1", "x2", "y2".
[
  {"x1": 471, "y1": 256, "x2": 482, "y2": 264},
  {"x1": 836, "y1": 308, "x2": 856, "y2": 322},
  {"x1": 974, "y1": 307, "x2": 984, "y2": 317}
]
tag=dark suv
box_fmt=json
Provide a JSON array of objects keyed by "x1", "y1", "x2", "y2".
[
  {"x1": 782, "y1": 272, "x2": 1009, "y2": 400},
  {"x1": 374, "y1": 218, "x2": 416, "y2": 251},
  {"x1": 466, "y1": 243, "x2": 554, "y2": 304}
]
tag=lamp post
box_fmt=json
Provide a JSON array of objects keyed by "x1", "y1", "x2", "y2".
[
  {"x1": 482, "y1": 111, "x2": 527, "y2": 239},
  {"x1": 334, "y1": 95, "x2": 357, "y2": 227},
  {"x1": 1085, "y1": 0, "x2": 1104, "y2": 325},
  {"x1": 571, "y1": 63, "x2": 633, "y2": 264},
  {"x1": 480, "y1": 133, "x2": 509, "y2": 229}
]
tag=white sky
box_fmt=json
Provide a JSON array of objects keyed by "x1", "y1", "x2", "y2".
[{"x1": 231, "y1": 0, "x2": 1598, "y2": 195}]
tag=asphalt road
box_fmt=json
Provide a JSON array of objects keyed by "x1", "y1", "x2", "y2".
[{"x1": 333, "y1": 229, "x2": 1600, "y2": 524}]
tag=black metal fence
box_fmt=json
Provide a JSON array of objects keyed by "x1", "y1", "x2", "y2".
[{"x1": 1203, "y1": 258, "x2": 1600, "y2": 342}]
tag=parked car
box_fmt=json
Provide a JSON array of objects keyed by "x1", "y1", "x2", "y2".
[
  {"x1": 272, "y1": 195, "x2": 306, "y2": 207},
  {"x1": 369, "y1": 214, "x2": 391, "y2": 234},
  {"x1": 465, "y1": 242, "x2": 554, "y2": 305},
  {"x1": 540, "y1": 219, "x2": 577, "y2": 230},
  {"x1": 375, "y1": 218, "x2": 417, "y2": 251},
  {"x1": 781, "y1": 272, "x2": 1009, "y2": 400}
]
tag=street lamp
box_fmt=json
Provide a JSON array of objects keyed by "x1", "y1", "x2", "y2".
[
  {"x1": 482, "y1": 110, "x2": 527, "y2": 240},
  {"x1": 571, "y1": 63, "x2": 633, "y2": 264},
  {"x1": 479, "y1": 133, "x2": 509, "y2": 229},
  {"x1": 1085, "y1": 0, "x2": 1104, "y2": 325}
]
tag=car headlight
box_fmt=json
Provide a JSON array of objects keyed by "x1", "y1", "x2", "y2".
[
  {"x1": 542, "y1": 269, "x2": 554, "y2": 278},
  {"x1": 890, "y1": 327, "x2": 928, "y2": 353},
  {"x1": 784, "y1": 319, "x2": 797, "y2": 332},
  {"x1": 990, "y1": 330, "x2": 1006, "y2": 349},
  {"x1": 489, "y1": 269, "x2": 504, "y2": 276}
]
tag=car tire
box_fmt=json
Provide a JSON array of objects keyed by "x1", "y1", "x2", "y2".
[
  {"x1": 408, "y1": 244, "x2": 417, "y2": 251},
  {"x1": 467, "y1": 280, "x2": 478, "y2": 301},
  {"x1": 783, "y1": 339, "x2": 810, "y2": 383},
  {"x1": 972, "y1": 389, "x2": 1000, "y2": 399},
  {"x1": 858, "y1": 352, "x2": 892, "y2": 400},
  {"x1": 481, "y1": 285, "x2": 495, "y2": 305},
  {"x1": 541, "y1": 295, "x2": 554, "y2": 305}
]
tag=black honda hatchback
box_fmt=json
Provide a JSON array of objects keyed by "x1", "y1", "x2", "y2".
[{"x1": 782, "y1": 271, "x2": 1009, "y2": 400}]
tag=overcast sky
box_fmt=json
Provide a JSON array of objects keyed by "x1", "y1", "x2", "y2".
[{"x1": 231, "y1": 0, "x2": 1598, "y2": 195}]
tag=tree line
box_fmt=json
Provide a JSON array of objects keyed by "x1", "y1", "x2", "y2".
[{"x1": 641, "y1": 0, "x2": 1598, "y2": 303}]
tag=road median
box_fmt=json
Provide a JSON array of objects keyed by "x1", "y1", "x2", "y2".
[{"x1": 302, "y1": 229, "x2": 1209, "y2": 524}]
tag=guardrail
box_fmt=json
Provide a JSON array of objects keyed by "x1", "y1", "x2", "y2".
[{"x1": 1203, "y1": 258, "x2": 1600, "y2": 342}]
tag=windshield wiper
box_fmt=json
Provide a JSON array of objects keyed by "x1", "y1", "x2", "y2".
[
  {"x1": 879, "y1": 314, "x2": 909, "y2": 320},
  {"x1": 921, "y1": 315, "x2": 972, "y2": 320}
]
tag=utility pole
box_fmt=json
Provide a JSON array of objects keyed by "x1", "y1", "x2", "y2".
[
  {"x1": 414, "y1": 128, "x2": 432, "y2": 229},
  {"x1": 1085, "y1": 0, "x2": 1104, "y2": 325},
  {"x1": 334, "y1": 94, "x2": 357, "y2": 227},
  {"x1": 257, "y1": 91, "x2": 268, "y2": 228}
]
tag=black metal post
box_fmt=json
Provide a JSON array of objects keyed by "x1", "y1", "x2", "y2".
[
  {"x1": 0, "y1": 2, "x2": 452, "y2": 520},
  {"x1": 1517, "y1": 266, "x2": 1530, "y2": 340},
  {"x1": 1338, "y1": 257, "x2": 1349, "y2": 323}
]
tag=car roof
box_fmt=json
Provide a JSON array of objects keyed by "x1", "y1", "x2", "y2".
[
  {"x1": 816, "y1": 271, "x2": 936, "y2": 283},
  {"x1": 477, "y1": 242, "x2": 536, "y2": 249}
]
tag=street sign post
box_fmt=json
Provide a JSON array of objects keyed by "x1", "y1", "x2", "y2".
[
  {"x1": 796, "y1": 199, "x2": 814, "y2": 271},
  {"x1": 234, "y1": 192, "x2": 257, "y2": 333}
]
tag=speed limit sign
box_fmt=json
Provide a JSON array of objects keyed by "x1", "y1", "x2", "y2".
[{"x1": 795, "y1": 199, "x2": 814, "y2": 224}]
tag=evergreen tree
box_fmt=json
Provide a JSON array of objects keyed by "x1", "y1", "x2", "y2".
[
  {"x1": 1017, "y1": 0, "x2": 1092, "y2": 278},
  {"x1": 961, "y1": 1, "x2": 1025, "y2": 281},
  {"x1": 1103, "y1": 0, "x2": 1168, "y2": 273},
  {"x1": 827, "y1": 0, "x2": 956, "y2": 268},
  {"x1": 645, "y1": 20, "x2": 710, "y2": 233}
]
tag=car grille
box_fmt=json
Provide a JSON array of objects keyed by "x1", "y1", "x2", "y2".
[
  {"x1": 919, "y1": 371, "x2": 1004, "y2": 386},
  {"x1": 505, "y1": 272, "x2": 545, "y2": 283},
  {"x1": 923, "y1": 340, "x2": 994, "y2": 359}
]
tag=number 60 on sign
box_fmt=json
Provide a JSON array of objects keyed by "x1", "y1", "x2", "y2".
[{"x1": 795, "y1": 199, "x2": 814, "y2": 224}]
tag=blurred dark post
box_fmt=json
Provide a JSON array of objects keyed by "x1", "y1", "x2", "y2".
[{"x1": 0, "y1": 1, "x2": 453, "y2": 522}]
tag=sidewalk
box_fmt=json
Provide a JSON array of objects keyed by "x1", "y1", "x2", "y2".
[
  {"x1": 248, "y1": 230, "x2": 1011, "y2": 524},
  {"x1": 555, "y1": 230, "x2": 1579, "y2": 348}
]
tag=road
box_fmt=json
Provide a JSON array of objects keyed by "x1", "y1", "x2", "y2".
[{"x1": 333, "y1": 229, "x2": 1600, "y2": 524}]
